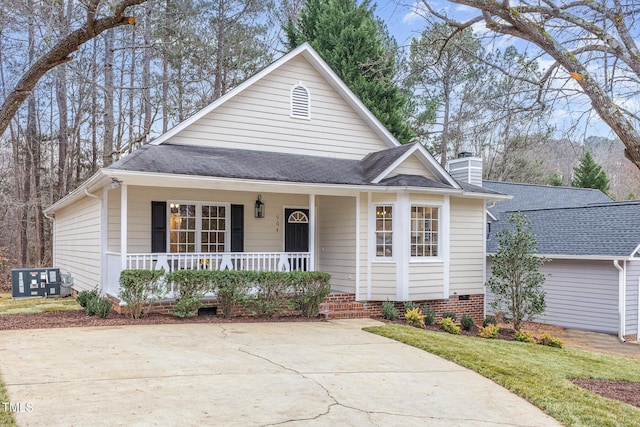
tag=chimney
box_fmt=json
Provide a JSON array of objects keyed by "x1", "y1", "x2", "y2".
[{"x1": 447, "y1": 152, "x2": 483, "y2": 187}]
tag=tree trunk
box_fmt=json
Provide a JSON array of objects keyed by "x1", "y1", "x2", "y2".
[
  {"x1": 0, "y1": 0, "x2": 147, "y2": 141},
  {"x1": 91, "y1": 38, "x2": 98, "y2": 173},
  {"x1": 142, "y1": 0, "x2": 152, "y2": 142},
  {"x1": 103, "y1": 30, "x2": 115, "y2": 166},
  {"x1": 55, "y1": 66, "x2": 69, "y2": 198}
]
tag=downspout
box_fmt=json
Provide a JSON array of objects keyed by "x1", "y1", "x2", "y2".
[{"x1": 614, "y1": 260, "x2": 626, "y2": 342}]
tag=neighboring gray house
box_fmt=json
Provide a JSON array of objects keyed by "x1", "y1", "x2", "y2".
[{"x1": 483, "y1": 181, "x2": 640, "y2": 341}]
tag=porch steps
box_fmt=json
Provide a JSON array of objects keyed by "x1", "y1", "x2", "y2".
[{"x1": 319, "y1": 293, "x2": 370, "y2": 320}]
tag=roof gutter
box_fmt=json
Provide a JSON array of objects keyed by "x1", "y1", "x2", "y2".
[
  {"x1": 613, "y1": 260, "x2": 626, "y2": 343},
  {"x1": 486, "y1": 253, "x2": 635, "y2": 262}
]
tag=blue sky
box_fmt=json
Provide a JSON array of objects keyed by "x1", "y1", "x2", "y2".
[{"x1": 373, "y1": 0, "x2": 613, "y2": 139}]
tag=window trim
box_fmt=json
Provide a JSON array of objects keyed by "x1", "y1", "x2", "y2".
[
  {"x1": 409, "y1": 203, "x2": 442, "y2": 262},
  {"x1": 166, "y1": 200, "x2": 230, "y2": 253},
  {"x1": 373, "y1": 203, "x2": 394, "y2": 261}
]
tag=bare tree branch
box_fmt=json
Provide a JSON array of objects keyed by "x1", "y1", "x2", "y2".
[
  {"x1": 0, "y1": 0, "x2": 145, "y2": 140},
  {"x1": 425, "y1": 0, "x2": 640, "y2": 170}
]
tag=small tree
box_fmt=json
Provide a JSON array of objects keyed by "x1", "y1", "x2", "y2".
[
  {"x1": 571, "y1": 151, "x2": 610, "y2": 192},
  {"x1": 487, "y1": 213, "x2": 547, "y2": 331}
]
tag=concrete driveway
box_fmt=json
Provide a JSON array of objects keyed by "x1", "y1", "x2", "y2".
[{"x1": 1, "y1": 319, "x2": 560, "y2": 426}]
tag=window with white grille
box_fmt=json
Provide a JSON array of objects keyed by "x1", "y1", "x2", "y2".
[{"x1": 290, "y1": 83, "x2": 310, "y2": 119}]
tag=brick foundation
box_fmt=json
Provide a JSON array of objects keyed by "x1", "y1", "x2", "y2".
[
  {"x1": 362, "y1": 294, "x2": 485, "y2": 323},
  {"x1": 624, "y1": 334, "x2": 638, "y2": 341},
  {"x1": 105, "y1": 292, "x2": 484, "y2": 321},
  {"x1": 320, "y1": 293, "x2": 485, "y2": 322}
]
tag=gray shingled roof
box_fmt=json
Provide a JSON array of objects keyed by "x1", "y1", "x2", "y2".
[
  {"x1": 108, "y1": 143, "x2": 503, "y2": 194},
  {"x1": 484, "y1": 181, "x2": 612, "y2": 215},
  {"x1": 109, "y1": 144, "x2": 365, "y2": 185},
  {"x1": 360, "y1": 143, "x2": 416, "y2": 182},
  {"x1": 487, "y1": 202, "x2": 640, "y2": 257}
]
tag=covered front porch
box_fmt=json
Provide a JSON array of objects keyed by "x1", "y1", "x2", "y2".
[{"x1": 100, "y1": 177, "x2": 359, "y2": 298}]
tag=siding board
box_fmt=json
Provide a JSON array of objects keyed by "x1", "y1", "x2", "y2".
[
  {"x1": 166, "y1": 56, "x2": 390, "y2": 159},
  {"x1": 487, "y1": 259, "x2": 619, "y2": 334},
  {"x1": 317, "y1": 195, "x2": 357, "y2": 293},
  {"x1": 449, "y1": 197, "x2": 485, "y2": 295},
  {"x1": 54, "y1": 196, "x2": 102, "y2": 292}
]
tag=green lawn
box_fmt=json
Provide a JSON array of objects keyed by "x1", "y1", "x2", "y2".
[
  {"x1": 0, "y1": 372, "x2": 15, "y2": 426},
  {"x1": 365, "y1": 324, "x2": 640, "y2": 427},
  {"x1": 0, "y1": 293, "x2": 81, "y2": 315}
]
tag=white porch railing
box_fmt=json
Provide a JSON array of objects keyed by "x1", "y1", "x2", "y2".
[
  {"x1": 105, "y1": 252, "x2": 310, "y2": 298},
  {"x1": 125, "y1": 252, "x2": 311, "y2": 273}
]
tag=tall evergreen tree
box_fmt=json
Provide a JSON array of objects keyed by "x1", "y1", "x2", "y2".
[
  {"x1": 571, "y1": 151, "x2": 610, "y2": 192},
  {"x1": 283, "y1": 0, "x2": 413, "y2": 144},
  {"x1": 406, "y1": 24, "x2": 481, "y2": 165}
]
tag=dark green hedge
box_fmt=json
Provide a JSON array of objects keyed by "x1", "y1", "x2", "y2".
[{"x1": 119, "y1": 269, "x2": 331, "y2": 318}]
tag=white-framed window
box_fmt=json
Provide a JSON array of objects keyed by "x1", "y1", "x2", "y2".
[
  {"x1": 169, "y1": 202, "x2": 228, "y2": 253},
  {"x1": 290, "y1": 82, "x2": 310, "y2": 119},
  {"x1": 410, "y1": 205, "x2": 439, "y2": 257},
  {"x1": 375, "y1": 205, "x2": 393, "y2": 258}
]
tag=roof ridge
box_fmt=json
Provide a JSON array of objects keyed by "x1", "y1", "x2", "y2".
[
  {"x1": 484, "y1": 180, "x2": 606, "y2": 192},
  {"x1": 504, "y1": 200, "x2": 640, "y2": 214}
]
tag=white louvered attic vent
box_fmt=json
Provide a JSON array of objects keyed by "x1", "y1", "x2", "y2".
[{"x1": 290, "y1": 82, "x2": 310, "y2": 119}]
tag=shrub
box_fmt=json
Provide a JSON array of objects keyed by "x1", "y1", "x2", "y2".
[
  {"x1": 166, "y1": 270, "x2": 212, "y2": 318},
  {"x1": 403, "y1": 301, "x2": 419, "y2": 312},
  {"x1": 479, "y1": 324, "x2": 499, "y2": 339},
  {"x1": 118, "y1": 269, "x2": 166, "y2": 319},
  {"x1": 248, "y1": 271, "x2": 293, "y2": 317},
  {"x1": 78, "y1": 289, "x2": 106, "y2": 317},
  {"x1": 381, "y1": 300, "x2": 398, "y2": 320},
  {"x1": 423, "y1": 306, "x2": 436, "y2": 325},
  {"x1": 538, "y1": 332, "x2": 563, "y2": 348},
  {"x1": 289, "y1": 271, "x2": 331, "y2": 318},
  {"x1": 487, "y1": 213, "x2": 547, "y2": 331},
  {"x1": 482, "y1": 316, "x2": 498, "y2": 327},
  {"x1": 441, "y1": 311, "x2": 457, "y2": 322},
  {"x1": 212, "y1": 270, "x2": 256, "y2": 318},
  {"x1": 87, "y1": 296, "x2": 112, "y2": 318},
  {"x1": 515, "y1": 330, "x2": 535, "y2": 344},
  {"x1": 405, "y1": 307, "x2": 425, "y2": 328},
  {"x1": 77, "y1": 289, "x2": 99, "y2": 308},
  {"x1": 172, "y1": 295, "x2": 202, "y2": 318},
  {"x1": 460, "y1": 314, "x2": 474, "y2": 331},
  {"x1": 440, "y1": 317, "x2": 460, "y2": 334}
]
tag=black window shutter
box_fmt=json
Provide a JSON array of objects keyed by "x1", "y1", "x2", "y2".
[
  {"x1": 230, "y1": 204, "x2": 244, "y2": 252},
  {"x1": 151, "y1": 201, "x2": 167, "y2": 253}
]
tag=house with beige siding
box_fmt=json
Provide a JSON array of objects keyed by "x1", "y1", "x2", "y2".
[{"x1": 46, "y1": 43, "x2": 507, "y2": 318}]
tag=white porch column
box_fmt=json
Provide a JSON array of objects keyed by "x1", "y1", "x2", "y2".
[
  {"x1": 120, "y1": 183, "x2": 128, "y2": 270},
  {"x1": 442, "y1": 195, "x2": 451, "y2": 299},
  {"x1": 396, "y1": 192, "x2": 410, "y2": 301},
  {"x1": 366, "y1": 192, "x2": 372, "y2": 300},
  {"x1": 355, "y1": 193, "x2": 360, "y2": 301},
  {"x1": 101, "y1": 187, "x2": 109, "y2": 289},
  {"x1": 309, "y1": 193, "x2": 316, "y2": 271}
]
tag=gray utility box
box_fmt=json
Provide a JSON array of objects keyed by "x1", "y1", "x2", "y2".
[{"x1": 11, "y1": 268, "x2": 62, "y2": 298}]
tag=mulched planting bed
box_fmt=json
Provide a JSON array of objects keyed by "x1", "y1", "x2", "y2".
[
  {"x1": 0, "y1": 310, "x2": 324, "y2": 331},
  {"x1": 571, "y1": 378, "x2": 640, "y2": 409}
]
